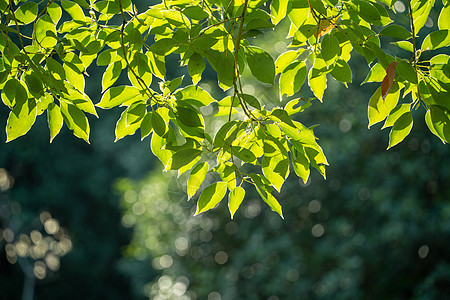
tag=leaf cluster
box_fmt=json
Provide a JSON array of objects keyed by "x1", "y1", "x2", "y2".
[{"x1": 0, "y1": 0, "x2": 449, "y2": 217}]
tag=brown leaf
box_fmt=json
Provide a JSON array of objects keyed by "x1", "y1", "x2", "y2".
[{"x1": 381, "y1": 61, "x2": 398, "y2": 100}]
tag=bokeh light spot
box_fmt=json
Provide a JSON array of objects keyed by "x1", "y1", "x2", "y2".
[
  {"x1": 308, "y1": 200, "x2": 321, "y2": 213},
  {"x1": 394, "y1": 1, "x2": 405, "y2": 12},
  {"x1": 214, "y1": 251, "x2": 228, "y2": 264},
  {"x1": 418, "y1": 245, "x2": 429, "y2": 259},
  {"x1": 312, "y1": 224, "x2": 325, "y2": 237}
]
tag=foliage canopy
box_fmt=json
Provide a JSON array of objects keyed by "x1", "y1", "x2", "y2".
[{"x1": 1, "y1": 0, "x2": 449, "y2": 217}]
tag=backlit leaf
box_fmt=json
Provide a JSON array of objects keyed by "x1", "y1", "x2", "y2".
[
  {"x1": 195, "y1": 181, "x2": 228, "y2": 215},
  {"x1": 228, "y1": 186, "x2": 245, "y2": 219},
  {"x1": 6, "y1": 100, "x2": 37, "y2": 142},
  {"x1": 47, "y1": 102, "x2": 63, "y2": 143},
  {"x1": 421, "y1": 29, "x2": 450, "y2": 51},
  {"x1": 368, "y1": 83, "x2": 400, "y2": 128},
  {"x1": 387, "y1": 111, "x2": 413, "y2": 149},
  {"x1": 246, "y1": 46, "x2": 275, "y2": 84},
  {"x1": 187, "y1": 162, "x2": 209, "y2": 200},
  {"x1": 34, "y1": 15, "x2": 57, "y2": 48}
]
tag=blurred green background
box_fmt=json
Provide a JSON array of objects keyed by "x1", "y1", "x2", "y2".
[{"x1": 1, "y1": 0, "x2": 450, "y2": 299}]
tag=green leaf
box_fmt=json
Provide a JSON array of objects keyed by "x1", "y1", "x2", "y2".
[
  {"x1": 421, "y1": 29, "x2": 450, "y2": 51},
  {"x1": 175, "y1": 106, "x2": 203, "y2": 128},
  {"x1": 308, "y1": 71, "x2": 327, "y2": 102},
  {"x1": 439, "y1": 5, "x2": 450, "y2": 30},
  {"x1": 214, "y1": 162, "x2": 237, "y2": 190},
  {"x1": 330, "y1": 59, "x2": 352, "y2": 83},
  {"x1": 387, "y1": 111, "x2": 413, "y2": 149},
  {"x1": 6, "y1": 100, "x2": 37, "y2": 142},
  {"x1": 391, "y1": 41, "x2": 414, "y2": 52},
  {"x1": 34, "y1": 15, "x2": 57, "y2": 48},
  {"x1": 284, "y1": 98, "x2": 312, "y2": 115},
  {"x1": 187, "y1": 162, "x2": 209, "y2": 200},
  {"x1": 206, "y1": 50, "x2": 234, "y2": 90},
  {"x1": 1, "y1": 78, "x2": 27, "y2": 108},
  {"x1": 115, "y1": 108, "x2": 140, "y2": 141},
  {"x1": 362, "y1": 62, "x2": 386, "y2": 84},
  {"x1": 47, "y1": 102, "x2": 63, "y2": 143},
  {"x1": 182, "y1": 6, "x2": 209, "y2": 20},
  {"x1": 396, "y1": 60, "x2": 418, "y2": 84},
  {"x1": 14, "y1": 2, "x2": 38, "y2": 25},
  {"x1": 175, "y1": 85, "x2": 216, "y2": 107},
  {"x1": 279, "y1": 60, "x2": 307, "y2": 99},
  {"x1": 411, "y1": 0, "x2": 435, "y2": 34},
  {"x1": 102, "y1": 61, "x2": 124, "y2": 92},
  {"x1": 382, "y1": 103, "x2": 412, "y2": 129},
  {"x1": 368, "y1": 83, "x2": 400, "y2": 128},
  {"x1": 270, "y1": 0, "x2": 289, "y2": 24},
  {"x1": 275, "y1": 50, "x2": 299, "y2": 74},
  {"x1": 64, "y1": 63, "x2": 85, "y2": 92},
  {"x1": 61, "y1": 0, "x2": 86, "y2": 22},
  {"x1": 321, "y1": 34, "x2": 340, "y2": 67},
  {"x1": 60, "y1": 102, "x2": 90, "y2": 143},
  {"x1": 245, "y1": 46, "x2": 275, "y2": 84},
  {"x1": 168, "y1": 148, "x2": 202, "y2": 170},
  {"x1": 152, "y1": 110, "x2": 167, "y2": 137},
  {"x1": 149, "y1": 38, "x2": 177, "y2": 56},
  {"x1": 47, "y1": 3, "x2": 62, "y2": 25},
  {"x1": 97, "y1": 86, "x2": 143, "y2": 109},
  {"x1": 249, "y1": 173, "x2": 283, "y2": 218},
  {"x1": 242, "y1": 94, "x2": 261, "y2": 110},
  {"x1": 162, "y1": 76, "x2": 183, "y2": 95},
  {"x1": 187, "y1": 53, "x2": 205, "y2": 85},
  {"x1": 426, "y1": 105, "x2": 450, "y2": 143},
  {"x1": 291, "y1": 145, "x2": 310, "y2": 184},
  {"x1": 140, "y1": 112, "x2": 153, "y2": 140},
  {"x1": 194, "y1": 181, "x2": 228, "y2": 215},
  {"x1": 262, "y1": 137, "x2": 289, "y2": 192},
  {"x1": 125, "y1": 103, "x2": 146, "y2": 126},
  {"x1": 379, "y1": 24, "x2": 412, "y2": 40},
  {"x1": 228, "y1": 186, "x2": 245, "y2": 219},
  {"x1": 129, "y1": 53, "x2": 152, "y2": 90},
  {"x1": 349, "y1": 0, "x2": 381, "y2": 24}
]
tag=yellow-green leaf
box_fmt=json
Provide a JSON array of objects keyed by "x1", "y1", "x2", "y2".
[
  {"x1": 228, "y1": 186, "x2": 245, "y2": 219},
  {"x1": 34, "y1": 15, "x2": 57, "y2": 48},
  {"x1": 47, "y1": 102, "x2": 63, "y2": 143},
  {"x1": 368, "y1": 83, "x2": 400, "y2": 128},
  {"x1": 187, "y1": 162, "x2": 209, "y2": 200},
  {"x1": 194, "y1": 181, "x2": 228, "y2": 215},
  {"x1": 6, "y1": 100, "x2": 37, "y2": 142}
]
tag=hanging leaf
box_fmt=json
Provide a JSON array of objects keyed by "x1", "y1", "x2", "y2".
[
  {"x1": 47, "y1": 102, "x2": 63, "y2": 143},
  {"x1": 194, "y1": 181, "x2": 228, "y2": 215},
  {"x1": 6, "y1": 100, "x2": 37, "y2": 142},
  {"x1": 396, "y1": 60, "x2": 418, "y2": 84},
  {"x1": 279, "y1": 60, "x2": 307, "y2": 99},
  {"x1": 60, "y1": 102, "x2": 90, "y2": 143},
  {"x1": 245, "y1": 46, "x2": 275, "y2": 84},
  {"x1": 228, "y1": 186, "x2": 245, "y2": 219},
  {"x1": 249, "y1": 173, "x2": 283, "y2": 218},
  {"x1": 387, "y1": 111, "x2": 413, "y2": 149},
  {"x1": 97, "y1": 86, "x2": 143, "y2": 109},
  {"x1": 187, "y1": 162, "x2": 209, "y2": 200},
  {"x1": 368, "y1": 82, "x2": 400, "y2": 128}
]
